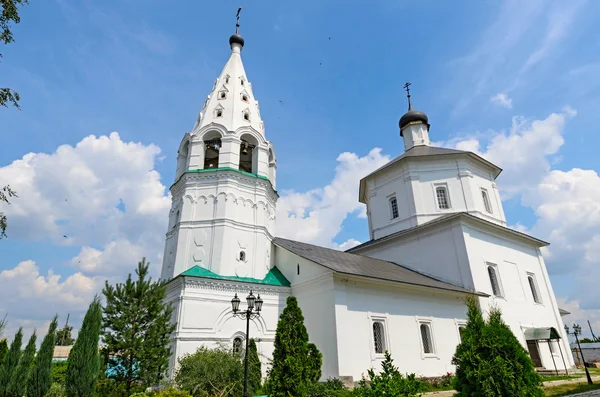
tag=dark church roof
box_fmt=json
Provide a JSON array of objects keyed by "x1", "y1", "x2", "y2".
[{"x1": 273, "y1": 237, "x2": 485, "y2": 296}]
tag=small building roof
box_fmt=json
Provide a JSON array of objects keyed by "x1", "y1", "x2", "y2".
[
  {"x1": 559, "y1": 308, "x2": 571, "y2": 316},
  {"x1": 273, "y1": 237, "x2": 485, "y2": 296},
  {"x1": 523, "y1": 327, "x2": 561, "y2": 341},
  {"x1": 180, "y1": 265, "x2": 290, "y2": 287},
  {"x1": 53, "y1": 345, "x2": 72, "y2": 360}
]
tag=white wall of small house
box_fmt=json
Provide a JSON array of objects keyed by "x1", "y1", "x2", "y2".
[
  {"x1": 332, "y1": 275, "x2": 468, "y2": 379},
  {"x1": 365, "y1": 156, "x2": 505, "y2": 241},
  {"x1": 165, "y1": 276, "x2": 291, "y2": 379},
  {"x1": 463, "y1": 225, "x2": 574, "y2": 369}
]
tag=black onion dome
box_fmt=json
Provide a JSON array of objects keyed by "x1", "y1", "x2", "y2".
[
  {"x1": 229, "y1": 33, "x2": 245, "y2": 48},
  {"x1": 399, "y1": 109, "x2": 429, "y2": 132}
]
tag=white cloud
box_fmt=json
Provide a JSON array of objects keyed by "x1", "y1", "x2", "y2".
[
  {"x1": 557, "y1": 297, "x2": 600, "y2": 340},
  {"x1": 276, "y1": 148, "x2": 390, "y2": 248},
  {"x1": 490, "y1": 93, "x2": 513, "y2": 109}
]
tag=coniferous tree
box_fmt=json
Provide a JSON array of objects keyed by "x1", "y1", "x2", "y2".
[
  {"x1": 66, "y1": 297, "x2": 102, "y2": 397},
  {"x1": 0, "y1": 328, "x2": 23, "y2": 397},
  {"x1": 265, "y1": 296, "x2": 322, "y2": 397},
  {"x1": 55, "y1": 325, "x2": 75, "y2": 346},
  {"x1": 452, "y1": 296, "x2": 544, "y2": 397},
  {"x1": 27, "y1": 315, "x2": 59, "y2": 397},
  {"x1": 7, "y1": 331, "x2": 36, "y2": 397},
  {"x1": 102, "y1": 258, "x2": 176, "y2": 394},
  {"x1": 0, "y1": 340, "x2": 7, "y2": 364},
  {"x1": 247, "y1": 339, "x2": 262, "y2": 395}
]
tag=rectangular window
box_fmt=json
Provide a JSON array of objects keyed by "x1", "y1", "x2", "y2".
[
  {"x1": 389, "y1": 197, "x2": 399, "y2": 219},
  {"x1": 487, "y1": 263, "x2": 503, "y2": 297},
  {"x1": 481, "y1": 188, "x2": 493, "y2": 214},
  {"x1": 458, "y1": 325, "x2": 466, "y2": 342},
  {"x1": 527, "y1": 273, "x2": 542, "y2": 304},
  {"x1": 549, "y1": 340, "x2": 555, "y2": 354},
  {"x1": 419, "y1": 322, "x2": 435, "y2": 354},
  {"x1": 436, "y1": 186, "x2": 450, "y2": 209},
  {"x1": 372, "y1": 321, "x2": 386, "y2": 354}
]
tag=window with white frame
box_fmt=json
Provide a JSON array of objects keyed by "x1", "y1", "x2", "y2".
[
  {"x1": 389, "y1": 196, "x2": 399, "y2": 219},
  {"x1": 549, "y1": 340, "x2": 555, "y2": 354},
  {"x1": 435, "y1": 186, "x2": 450, "y2": 209},
  {"x1": 527, "y1": 273, "x2": 542, "y2": 303},
  {"x1": 372, "y1": 321, "x2": 386, "y2": 354},
  {"x1": 458, "y1": 325, "x2": 466, "y2": 342},
  {"x1": 487, "y1": 264, "x2": 503, "y2": 297},
  {"x1": 232, "y1": 336, "x2": 243, "y2": 355},
  {"x1": 419, "y1": 323, "x2": 435, "y2": 354},
  {"x1": 481, "y1": 188, "x2": 493, "y2": 214}
]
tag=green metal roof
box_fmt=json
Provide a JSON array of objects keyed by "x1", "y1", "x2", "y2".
[{"x1": 181, "y1": 265, "x2": 290, "y2": 287}]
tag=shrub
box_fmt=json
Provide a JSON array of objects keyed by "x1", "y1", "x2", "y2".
[
  {"x1": 174, "y1": 346, "x2": 244, "y2": 397},
  {"x1": 52, "y1": 361, "x2": 69, "y2": 385},
  {"x1": 353, "y1": 351, "x2": 426, "y2": 397},
  {"x1": 46, "y1": 383, "x2": 66, "y2": 397},
  {"x1": 247, "y1": 339, "x2": 262, "y2": 395},
  {"x1": 452, "y1": 296, "x2": 544, "y2": 397},
  {"x1": 306, "y1": 378, "x2": 352, "y2": 397}
]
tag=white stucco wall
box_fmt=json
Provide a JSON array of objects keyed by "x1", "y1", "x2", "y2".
[{"x1": 333, "y1": 275, "x2": 468, "y2": 379}]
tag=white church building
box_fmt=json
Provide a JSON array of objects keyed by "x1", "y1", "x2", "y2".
[{"x1": 161, "y1": 26, "x2": 575, "y2": 381}]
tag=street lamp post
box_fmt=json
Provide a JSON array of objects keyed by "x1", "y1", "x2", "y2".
[
  {"x1": 565, "y1": 323, "x2": 593, "y2": 385},
  {"x1": 231, "y1": 290, "x2": 263, "y2": 397}
]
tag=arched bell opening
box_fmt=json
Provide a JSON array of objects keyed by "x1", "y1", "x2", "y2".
[
  {"x1": 203, "y1": 131, "x2": 222, "y2": 169},
  {"x1": 239, "y1": 133, "x2": 259, "y2": 174}
]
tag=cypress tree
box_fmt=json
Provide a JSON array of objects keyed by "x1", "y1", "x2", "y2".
[
  {"x1": 66, "y1": 297, "x2": 102, "y2": 397},
  {"x1": 27, "y1": 315, "x2": 59, "y2": 397},
  {"x1": 0, "y1": 340, "x2": 7, "y2": 364},
  {"x1": 265, "y1": 296, "x2": 322, "y2": 397},
  {"x1": 102, "y1": 258, "x2": 176, "y2": 393},
  {"x1": 247, "y1": 339, "x2": 262, "y2": 395},
  {"x1": 0, "y1": 328, "x2": 23, "y2": 397},
  {"x1": 7, "y1": 331, "x2": 36, "y2": 397}
]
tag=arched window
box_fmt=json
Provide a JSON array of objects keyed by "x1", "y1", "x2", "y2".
[
  {"x1": 243, "y1": 112, "x2": 250, "y2": 121},
  {"x1": 481, "y1": 188, "x2": 493, "y2": 214},
  {"x1": 233, "y1": 337, "x2": 243, "y2": 355},
  {"x1": 242, "y1": 94, "x2": 248, "y2": 102},
  {"x1": 239, "y1": 134, "x2": 258, "y2": 174},
  {"x1": 372, "y1": 322, "x2": 385, "y2": 354},
  {"x1": 528, "y1": 274, "x2": 541, "y2": 303},
  {"x1": 436, "y1": 186, "x2": 450, "y2": 209},
  {"x1": 203, "y1": 132, "x2": 222, "y2": 169},
  {"x1": 487, "y1": 265, "x2": 502, "y2": 297},
  {"x1": 219, "y1": 91, "x2": 226, "y2": 99},
  {"x1": 420, "y1": 323, "x2": 433, "y2": 354},
  {"x1": 389, "y1": 197, "x2": 399, "y2": 219},
  {"x1": 239, "y1": 251, "x2": 246, "y2": 261}
]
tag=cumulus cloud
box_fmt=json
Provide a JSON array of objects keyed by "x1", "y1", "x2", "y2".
[
  {"x1": 276, "y1": 148, "x2": 390, "y2": 248},
  {"x1": 490, "y1": 93, "x2": 513, "y2": 108}
]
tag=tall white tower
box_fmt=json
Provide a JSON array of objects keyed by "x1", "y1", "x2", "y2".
[{"x1": 161, "y1": 28, "x2": 278, "y2": 281}]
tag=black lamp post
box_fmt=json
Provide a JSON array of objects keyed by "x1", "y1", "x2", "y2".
[
  {"x1": 565, "y1": 323, "x2": 593, "y2": 385},
  {"x1": 231, "y1": 290, "x2": 263, "y2": 397}
]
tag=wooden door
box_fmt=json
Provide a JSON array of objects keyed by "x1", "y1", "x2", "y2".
[{"x1": 527, "y1": 340, "x2": 543, "y2": 367}]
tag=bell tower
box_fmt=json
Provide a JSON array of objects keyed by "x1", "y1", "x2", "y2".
[{"x1": 161, "y1": 20, "x2": 278, "y2": 281}]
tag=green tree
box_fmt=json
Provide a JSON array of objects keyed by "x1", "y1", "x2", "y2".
[
  {"x1": 51, "y1": 361, "x2": 68, "y2": 385},
  {"x1": 174, "y1": 346, "x2": 244, "y2": 397},
  {"x1": 0, "y1": 340, "x2": 8, "y2": 364},
  {"x1": 7, "y1": 330, "x2": 36, "y2": 397},
  {"x1": 0, "y1": 314, "x2": 7, "y2": 336},
  {"x1": 353, "y1": 351, "x2": 425, "y2": 397},
  {"x1": 247, "y1": 339, "x2": 262, "y2": 395},
  {"x1": 265, "y1": 296, "x2": 322, "y2": 397},
  {"x1": 102, "y1": 258, "x2": 176, "y2": 393},
  {"x1": 0, "y1": 327, "x2": 23, "y2": 397},
  {"x1": 66, "y1": 297, "x2": 102, "y2": 397},
  {"x1": 1, "y1": 0, "x2": 29, "y2": 109},
  {"x1": 0, "y1": 186, "x2": 17, "y2": 240},
  {"x1": 28, "y1": 315, "x2": 59, "y2": 397},
  {"x1": 55, "y1": 325, "x2": 75, "y2": 346},
  {"x1": 452, "y1": 296, "x2": 544, "y2": 397}
]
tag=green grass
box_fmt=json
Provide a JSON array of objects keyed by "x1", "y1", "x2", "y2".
[
  {"x1": 541, "y1": 375, "x2": 581, "y2": 382},
  {"x1": 544, "y1": 382, "x2": 600, "y2": 396}
]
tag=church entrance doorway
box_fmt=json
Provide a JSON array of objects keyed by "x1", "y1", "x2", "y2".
[{"x1": 527, "y1": 340, "x2": 543, "y2": 367}]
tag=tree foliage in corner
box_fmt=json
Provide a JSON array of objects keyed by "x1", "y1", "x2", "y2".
[
  {"x1": 102, "y1": 258, "x2": 176, "y2": 393},
  {"x1": 0, "y1": 186, "x2": 17, "y2": 239},
  {"x1": 265, "y1": 296, "x2": 322, "y2": 397},
  {"x1": 7, "y1": 330, "x2": 36, "y2": 397},
  {"x1": 1, "y1": 0, "x2": 28, "y2": 109},
  {"x1": 247, "y1": 339, "x2": 262, "y2": 395},
  {"x1": 0, "y1": 327, "x2": 23, "y2": 397},
  {"x1": 55, "y1": 324, "x2": 75, "y2": 346},
  {"x1": 452, "y1": 296, "x2": 544, "y2": 397},
  {"x1": 66, "y1": 296, "x2": 103, "y2": 397},
  {"x1": 28, "y1": 315, "x2": 59, "y2": 397}
]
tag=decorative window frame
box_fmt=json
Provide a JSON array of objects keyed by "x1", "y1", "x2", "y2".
[
  {"x1": 242, "y1": 108, "x2": 251, "y2": 122},
  {"x1": 526, "y1": 272, "x2": 543, "y2": 304},
  {"x1": 481, "y1": 188, "x2": 493, "y2": 214},
  {"x1": 486, "y1": 262, "x2": 505, "y2": 298},
  {"x1": 368, "y1": 313, "x2": 390, "y2": 359},
  {"x1": 224, "y1": 74, "x2": 231, "y2": 84},
  {"x1": 455, "y1": 319, "x2": 467, "y2": 342},
  {"x1": 416, "y1": 317, "x2": 438, "y2": 359},
  {"x1": 240, "y1": 90, "x2": 250, "y2": 103},
  {"x1": 388, "y1": 194, "x2": 399, "y2": 220},
  {"x1": 432, "y1": 183, "x2": 452, "y2": 211},
  {"x1": 214, "y1": 104, "x2": 224, "y2": 118}
]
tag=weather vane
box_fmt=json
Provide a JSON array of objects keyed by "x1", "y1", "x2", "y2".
[
  {"x1": 236, "y1": 7, "x2": 242, "y2": 34},
  {"x1": 403, "y1": 82, "x2": 412, "y2": 110}
]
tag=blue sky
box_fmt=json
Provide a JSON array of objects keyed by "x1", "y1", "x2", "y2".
[{"x1": 1, "y1": 0, "x2": 600, "y2": 339}]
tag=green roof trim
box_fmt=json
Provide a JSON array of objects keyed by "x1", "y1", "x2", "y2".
[
  {"x1": 181, "y1": 265, "x2": 291, "y2": 287},
  {"x1": 185, "y1": 167, "x2": 271, "y2": 182}
]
